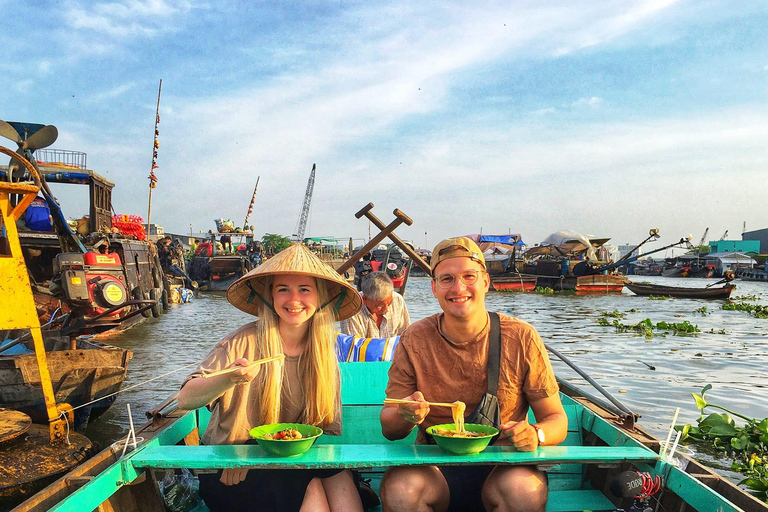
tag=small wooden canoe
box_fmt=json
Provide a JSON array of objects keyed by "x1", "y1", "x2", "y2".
[
  {"x1": 625, "y1": 282, "x2": 735, "y2": 299},
  {"x1": 575, "y1": 274, "x2": 627, "y2": 293}
]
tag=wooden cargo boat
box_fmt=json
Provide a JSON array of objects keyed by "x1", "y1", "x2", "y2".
[
  {"x1": 0, "y1": 332, "x2": 131, "y2": 430},
  {"x1": 188, "y1": 233, "x2": 254, "y2": 291},
  {"x1": 1, "y1": 120, "x2": 163, "y2": 332},
  {"x1": 0, "y1": 157, "x2": 96, "y2": 509},
  {"x1": 15, "y1": 361, "x2": 767, "y2": 512},
  {"x1": 575, "y1": 274, "x2": 627, "y2": 294},
  {"x1": 625, "y1": 282, "x2": 736, "y2": 299}
]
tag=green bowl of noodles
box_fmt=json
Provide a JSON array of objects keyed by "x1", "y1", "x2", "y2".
[
  {"x1": 426, "y1": 423, "x2": 499, "y2": 455},
  {"x1": 248, "y1": 423, "x2": 323, "y2": 457}
]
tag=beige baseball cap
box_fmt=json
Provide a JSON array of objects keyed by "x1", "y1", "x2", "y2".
[{"x1": 430, "y1": 237, "x2": 486, "y2": 276}]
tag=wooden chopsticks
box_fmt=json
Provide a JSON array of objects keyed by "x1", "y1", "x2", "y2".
[
  {"x1": 383, "y1": 398, "x2": 457, "y2": 408},
  {"x1": 200, "y1": 354, "x2": 286, "y2": 379}
]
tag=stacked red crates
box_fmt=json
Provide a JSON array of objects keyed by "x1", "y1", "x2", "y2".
[{"x1": 112, "y1": 214, "x2": 147, "y2": 240}]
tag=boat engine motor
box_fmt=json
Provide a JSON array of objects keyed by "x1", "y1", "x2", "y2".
[
  {"x1": 370, "y1": 248, "x2": 407, "y2": 288},
  {"x1": 53, "y1": 252, "x2": 128, "y2": 318}
]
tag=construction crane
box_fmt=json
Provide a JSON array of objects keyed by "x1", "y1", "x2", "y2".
[
  {"x1": 293, "y1": 164, "x2": 316, "y2": 241},
  {"x1": 698, "y1": 227, "x2": 709, "y2": 247},
  {"x1": 719, "y1": 230, "x2": 728, "y2": 241}
]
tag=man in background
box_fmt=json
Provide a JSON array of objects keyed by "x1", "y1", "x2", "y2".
[{"x1": 340, "y1": 272, "x2": 410, "y2": 338}]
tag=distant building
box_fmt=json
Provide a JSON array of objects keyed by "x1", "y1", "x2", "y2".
[
  {"x1": 617, "y1": 244, "x2": 640, "y2": 259},
  {"x1": 742, "y1": 228, "x2": 768, "y2": 253},
  {"x1": 147, "y1": 224, "x2": 164, "y2": 241},
  {"x1": 708, "y1": 240, "x2": 760, "y2": 254}
]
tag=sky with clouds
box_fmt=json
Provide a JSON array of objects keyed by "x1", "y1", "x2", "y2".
[{"x1": 2, "y1": 0, "x2": 767, "y2": 254}]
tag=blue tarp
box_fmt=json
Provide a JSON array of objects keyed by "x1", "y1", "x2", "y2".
[{"x1": 471, "y1": 234, "x2": 525, "y2": 246}]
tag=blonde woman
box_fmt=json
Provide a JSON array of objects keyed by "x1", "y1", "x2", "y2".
[{"x1": 178, "y1": 243, "x2": 363, "y2": 512}]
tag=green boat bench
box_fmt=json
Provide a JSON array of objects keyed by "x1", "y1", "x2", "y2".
[{"x1": 130, "y1": 362, "x2": 658, "y2": 512}]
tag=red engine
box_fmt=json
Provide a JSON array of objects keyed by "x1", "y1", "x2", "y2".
[{"x1": 54, "y1": 252, "x2": 129, "y2": 318}]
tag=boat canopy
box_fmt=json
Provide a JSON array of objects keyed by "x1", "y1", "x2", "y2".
[
  {"x1": 464, "y1": 234, "x2": 525, "y2": 256},
  {"x1": 705, "y1": 252, "x2": 757, "y2": 265},
  {"x1": 465, "y1": 234, "x2": 525, "y2": 246},
  {"x1": 524, "y1": 230, "x2": 604, "y2": 261}
]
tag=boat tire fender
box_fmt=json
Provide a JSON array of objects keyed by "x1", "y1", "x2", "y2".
[
  {"x1": 134, "y1": 287, "x2": 152, "y2": 318},
  {"x1": 161, "y1": 287, "x2": 170, "y2": 312},
  {"x1": 149, "y1": 288, "x2": 162, "y2": 318},
  {"x1": 152, "y1": 265, "x2": 163, "y2": 289}
]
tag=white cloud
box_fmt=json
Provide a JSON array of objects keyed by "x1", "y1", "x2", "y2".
[
  {"x1": 88, "y1": 82, "x2": 137, "y2": 102},
  {"x1": 572, "y1": 97, "x2": 603, "y2": 107},
  {"x1": 65, "y1": 0, "x2": 188, "y2": 37}
]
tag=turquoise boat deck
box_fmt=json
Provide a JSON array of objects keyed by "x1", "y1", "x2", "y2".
[{"x1": 46, "y1": 362, "x2": 748, "y2": 512}]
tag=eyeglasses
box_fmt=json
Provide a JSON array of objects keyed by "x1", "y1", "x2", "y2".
[{"x1": 433, "y1": 270, "x2": 484, "y2": 289}]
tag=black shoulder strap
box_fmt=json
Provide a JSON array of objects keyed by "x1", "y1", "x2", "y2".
[{"x1": 487, "y1": 312, "x2": 501, "y2": 395}]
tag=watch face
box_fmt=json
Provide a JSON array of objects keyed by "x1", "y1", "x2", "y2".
[{"x1": 535, "y1": 425, "x2": 545, "y2": 444}]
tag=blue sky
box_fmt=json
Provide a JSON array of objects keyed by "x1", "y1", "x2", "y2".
[{"x1": 2, "y1": 0, "x2": 767, "y2": 253}]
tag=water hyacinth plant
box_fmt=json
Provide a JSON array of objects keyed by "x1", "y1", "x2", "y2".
[{"x1": 680, "y1": 384, "x2": 768, "y2": 501}]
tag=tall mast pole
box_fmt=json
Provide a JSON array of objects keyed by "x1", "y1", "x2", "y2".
[
  {"x1": 243, "y1": 176, "x2": 260, "y2": 232},
  {"x1": 146, "y1": 79, "x2": 162, "y2": 239}
]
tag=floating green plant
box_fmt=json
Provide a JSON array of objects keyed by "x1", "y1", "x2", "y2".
[
  {"x1": 680, "y1": 384, "x2": 768, "y2": 501},
  {"x1": 596, "y1": 318, "x2": 699, "y2": 338},
  {"x1": 723, "y1": 302, "x2": 768, "y2": 319}
]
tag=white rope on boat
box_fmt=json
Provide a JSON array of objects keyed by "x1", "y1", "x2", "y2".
[{"x1": 69, "y1": 361, "x2": 199, "y2": 412}]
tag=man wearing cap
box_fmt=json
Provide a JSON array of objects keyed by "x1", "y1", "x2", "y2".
[
  {"x1": 340, "y1": 272, "x2": 411, "y2": 339},
  {"x1": 380, "y1": 237, "x2": 567, "y2": 512}
]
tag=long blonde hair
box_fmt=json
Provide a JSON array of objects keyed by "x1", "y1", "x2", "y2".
[{"x1": 253, "y1": 276, "x2": 339, "y2": 427}]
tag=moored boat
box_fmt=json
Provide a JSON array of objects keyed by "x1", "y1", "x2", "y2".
[
  {"x1": 625, "y1": 281, "x2": 736, "y2": 299},
  {"x1": 490, "y1": 274, "x2": 538, "y2": 292},
  {"x1": 1, "y1": 120, "x2": 164, "y2": 332},
  {"x1": 187, "y1": 232, "x2": 255, "y2": 291},
  {"x1": 575, "y1": 274, "x2": 627, "y2": 293},
  {"x1": 0, "y1": 159, "x2": 96, "y2": 509}
]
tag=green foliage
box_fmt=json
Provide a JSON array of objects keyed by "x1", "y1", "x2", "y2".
[
  {"x1": 723, "y1": 302, "x2": 768, "y2": 319},
  {"x1": 694, "y1": 306, "x2": 709, "y2": 316},
  {"x1": 732, "y1": 294, "x2": 760, "y2": 301},
  {"x1": 681, "y1": 384, "x2": 768, "y2": 501},
  {"x1": 596, "y1": 317, "x2": 699, "y2": 338},
  {"x1": 261, "y1": 233, "x2": 291, "y2": 255},
  {"x1": 648, "y1": 295, "x2": 668, "y2": 300},
  {"x1": 600, "y1": 309, "x2": 626, "y2": 319},
  {"x1": 533, "y1": 286, "x2": 554, "y2": 294}
]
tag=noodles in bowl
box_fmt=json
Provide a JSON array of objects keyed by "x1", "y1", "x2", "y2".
[{"x1": 427, "y1": 423, "x2": 499, "y2": 455}]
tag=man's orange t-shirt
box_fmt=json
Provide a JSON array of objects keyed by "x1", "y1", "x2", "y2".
[{"x1": 385, "y1": 312, "x2": 559, "y2": 444}]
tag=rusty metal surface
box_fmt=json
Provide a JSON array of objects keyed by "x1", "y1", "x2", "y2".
[
  {"x1": 0, "y1": 409, "x2": 31, "y2": 444},
  {"x1": 0, "y1": 424, "x2": 92, "y2": 507}
]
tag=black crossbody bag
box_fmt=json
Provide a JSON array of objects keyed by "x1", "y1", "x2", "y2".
[{"x1": 466, "y1": 312, "x2": 502, "y2": 428}]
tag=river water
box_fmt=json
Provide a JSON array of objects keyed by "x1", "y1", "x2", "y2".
[{"x1": 88, "y1": 275, "x2": 768, "y2": 476}]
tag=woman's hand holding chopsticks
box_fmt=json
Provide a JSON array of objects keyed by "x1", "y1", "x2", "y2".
[
  {"x1": 225, "y1": 358, "x2": 262, "y2": 385},
  {"x1": 200, "y1": 354, "x2": 286, "y2": 385}
]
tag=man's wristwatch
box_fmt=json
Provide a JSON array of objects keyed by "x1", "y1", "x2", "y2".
[{"x1": 531, "y1": 424, "x2": 545, "y2": 446}]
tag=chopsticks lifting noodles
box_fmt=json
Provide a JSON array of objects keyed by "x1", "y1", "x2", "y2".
[
  {"x1": 383, "y1": 399, "x2": 467, "y2": 433},
  {"x1": 383, "y1": 398, "x2": 456, "y2": 408},
  {"x1": 200, "y1": 354, "x2": 286, "y2": 379}
]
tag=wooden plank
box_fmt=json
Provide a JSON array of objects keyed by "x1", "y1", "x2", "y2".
[{"x1": 130, "y1": 444, "x2": 657, "y2": 470}]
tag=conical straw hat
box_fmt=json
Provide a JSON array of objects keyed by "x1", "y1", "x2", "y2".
[{"x1": 227, "y1": 243, "x2": 362, "y2": 320}]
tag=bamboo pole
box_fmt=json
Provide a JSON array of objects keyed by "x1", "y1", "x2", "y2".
[{"x1": 146, "y1": 79, "x2": 162, "y2": 238}]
